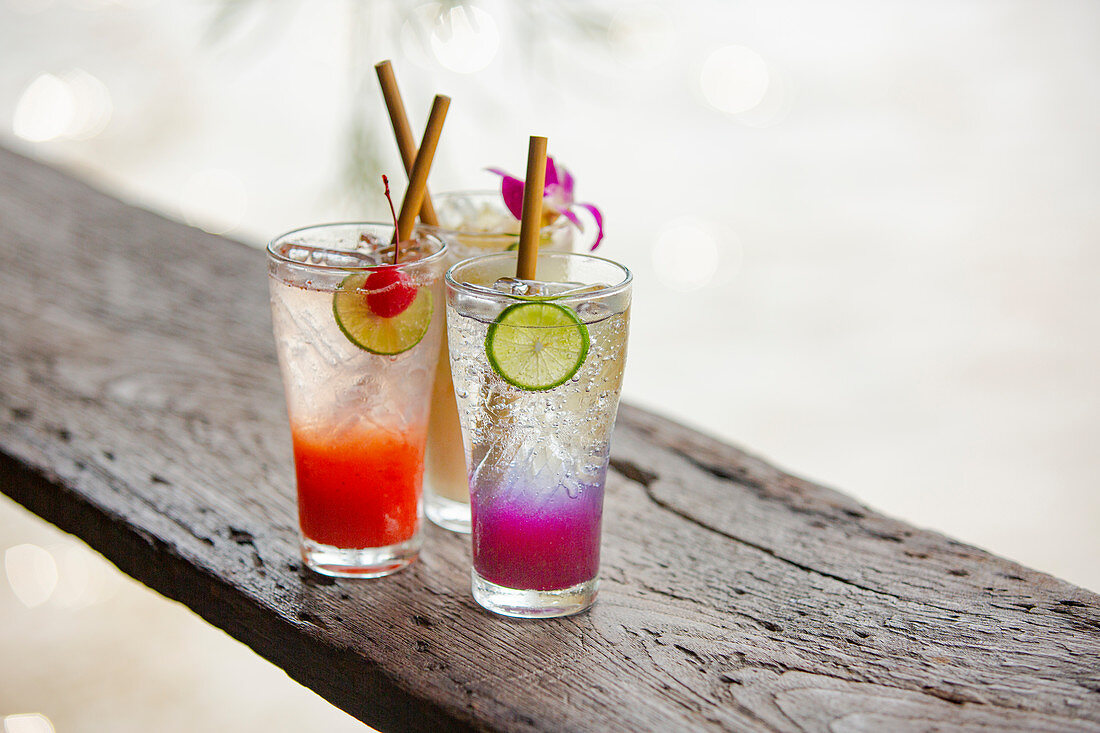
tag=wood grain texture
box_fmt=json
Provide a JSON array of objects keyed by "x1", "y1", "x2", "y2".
[{"x1": 0, "y1": 145, "x2": 1097, "y2": 732}]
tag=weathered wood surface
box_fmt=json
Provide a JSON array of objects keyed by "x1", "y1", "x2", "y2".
[{"x1": 1, "y1": 144, "x2": 1098, "y2": 732}]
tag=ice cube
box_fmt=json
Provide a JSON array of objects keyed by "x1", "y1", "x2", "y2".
[
  {"x1": 575, "y1": 301, "x2": 613, "y2": 322},
  {"x1": 279, "y1": 242, "x2": 383, "y2": 268},
  {"x1": 492, "y1": 277, "x2": 537, "y2": 296}
]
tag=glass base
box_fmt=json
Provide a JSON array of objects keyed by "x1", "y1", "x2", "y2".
[
  {"x1": 300, "y1": 536, "x2": 419, "y2": 578},
  {"x1": 472, "y1": 571, "x2": 598, "y2": 618},
  {"x1": 424, "y1": 490, "x2": 471, "y2": 534}
]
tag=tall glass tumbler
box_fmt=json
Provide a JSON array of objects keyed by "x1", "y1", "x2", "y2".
[
  {"x1": 445, "y1": 251, "x2": 632, "y2": 617},
  {"x1": 267, "y1": 224, "x2": 447, "y2": 577},
  {"x1": 422, "y1": 191, "x2": 575, "y2": 534}
]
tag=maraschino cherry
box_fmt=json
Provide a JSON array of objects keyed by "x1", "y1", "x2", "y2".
[{"x1": 365, "y1": 175, "x2": 417, "y2": 318}]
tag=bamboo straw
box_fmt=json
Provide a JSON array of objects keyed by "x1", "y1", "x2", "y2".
[
  {"x1": 374, "y1": 60, "x2": 439, "y2": 227},
  {"x1": 395, "y1": 94, "x2": 450, "y2": 244},
  {"x1": 515, "y1": 136, "x2": 548, "y2": 280}
]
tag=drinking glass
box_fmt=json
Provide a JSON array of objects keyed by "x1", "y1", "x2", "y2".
[
  {"x1": 267, "y1": 223, "x2": 447, "y2": 577},
  {"x1": 445, "y1": 251, "x2": 631, "y2": 616}
]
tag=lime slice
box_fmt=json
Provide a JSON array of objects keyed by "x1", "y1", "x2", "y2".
[
  {"x1": 333, "y1": 273, "x2": 433, "y2": 355},
  {"x1": 485, "y1": 302, "x2": 590, "y2": 390}
]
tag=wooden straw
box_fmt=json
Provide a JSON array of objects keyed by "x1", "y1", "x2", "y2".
[
  {"x1": 374, "y1": 60, "x2": 439, "y2": 227},
  {"x1": 515, "y1": 136, "x2": 548, "y2": 280},
  {"x1": 395, "y1": 94, "x2": 450, "y2": 243}
]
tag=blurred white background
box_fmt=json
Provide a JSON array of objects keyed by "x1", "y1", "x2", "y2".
[{"x1": 2, "y1": 0, "x2": 1098, "y2": 730}]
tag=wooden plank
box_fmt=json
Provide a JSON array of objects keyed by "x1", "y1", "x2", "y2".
[{"x1": 0, "y1": 145, "x2": 1098, "y2": 732}]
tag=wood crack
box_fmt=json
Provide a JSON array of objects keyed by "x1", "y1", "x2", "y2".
[
  {"x1": 668, "y1": 447, "x2": 769, "y2": 492},
  {"x1": 610, "y1": 458, "x2": 959, "y2": 610}
]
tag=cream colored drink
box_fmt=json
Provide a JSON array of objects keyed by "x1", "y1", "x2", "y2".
[{"x1": 424, "y1": 191, "x2": 574, "y2": 532}]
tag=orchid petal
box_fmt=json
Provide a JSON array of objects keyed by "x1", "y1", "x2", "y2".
[
  {"x1": 486, "y1": 167, "x2": 527, "y2": 219},
  {"x1": 500, "y1": 175, "x2": 525, "y2": 220},
  {"x1": 558, "y1": 207, "x2": 583, "y2": 231},
  {"x1": 560, "y1": 165, "x2": 576, "y2": 199},
  {"x1": 544, "y1": 156, "x2": 559, "y2": 189},
  {"x1": 576, "y1": 202, "x2": 604, "y2": 250}
]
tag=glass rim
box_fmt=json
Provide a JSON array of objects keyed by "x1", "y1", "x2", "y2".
[
  {"x1": 265, "y1": 221, "x2": 448, "y2": 272},
  {"x1": 444, "y1": 250, "x2": 633, "y2": 303}
]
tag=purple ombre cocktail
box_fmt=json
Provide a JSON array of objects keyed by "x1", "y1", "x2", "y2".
[
  {"x1": 446, "y1": 251, "x2": 632, "y2": 618},
  {"x1": 472, "y1": 478, "x2": 604, "y2": 591}
]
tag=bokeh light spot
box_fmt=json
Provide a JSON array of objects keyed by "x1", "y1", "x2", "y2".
[
  {"x1": 5, "y1": 544, "x2": 58, "y2": 608},
  {"x1": 652, "y1": 218, "x2": 722, "y2": 292},
  {"x1": 13, "y1": 74, "x2": 73, "y2": 142},
  {"x1": 50, "y1": 543, "x2": 118, "y2": 609},
  {"x1": 12, "y1": 69, "x2": 112, "y2": 142},
  {"x1": 3, "y1": 715, "x2": 55, "y2": 733},
  {"x1": 62, "y1": 69, "x2": 113, "y2": 139},
  {"x1": 699, "y1": 45, "x2": 770, "y2": 115},
  {"x1": 3, "y1": 713, "x2": 54, "y2": 730}
]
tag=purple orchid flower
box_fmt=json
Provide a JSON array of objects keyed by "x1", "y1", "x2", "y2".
[{"x1": 486, "y1": 156, "x2": 604, "y2": 250}]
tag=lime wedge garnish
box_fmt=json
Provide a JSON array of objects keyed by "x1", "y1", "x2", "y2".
[
  {"x1": 485, "y1": 302, "x2": 590, "y2": 391},
  {"x1": 333, "y1": 273, "x2": 432, "y2": 355}
]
